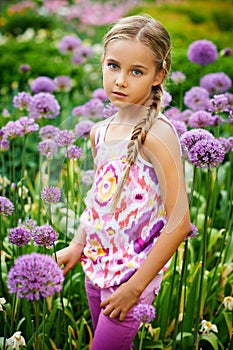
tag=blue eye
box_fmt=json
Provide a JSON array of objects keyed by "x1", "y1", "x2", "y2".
[
  {"x1": 108, "y1": 63, "x2": 119, "y2": 70},
  {"x1": 132, "y1": 69, "x2": 142, "y2": 76}
]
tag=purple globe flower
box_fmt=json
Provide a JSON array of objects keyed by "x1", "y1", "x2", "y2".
[
  {"x1": 18, "y1": 117, "x2": 39, "y2": 134},
  {"x1": 224, "y1": 93, "x2": 233, "y2": 112},
  {"x1": 92, "y1": 88, "x2": 108, "y2": 102},
  {"x1": 200, "y1": 73, "x2": 232, "y2": 95},
  {"x1": 19, "y1": 64, "x2": 31, "y2": 72},
  {"x1": 58, "y1": 35, "x2": 82, "y2": 54},
  {"x1": 164, "y1": 107, "x2": 182, "y2": 121},
  {"x1": 32, "y1": 224, "x2": 58, "y2": 248},
  {"x1": 171, "y1": 71, "x2": 186, "y2": 84},
  {"x1": 30, "y1": 76, "x2": 55, "y2": 94},
  {"x1": 54, "y1": 75, "x2": 73, "y2": 92},
  {"x1": 220, "y1": 48, "x2": 232, "y2": 57},
  {"x1": 55, "y1": 129, "x2": 75, "y2": 146},
  {"x1": 133, "y1": 303, "x2": 156, "y2": 323},
  {"x1": 103, "y1": 103, "x2": 118, "y2": 119},
  {"x1": 2, "y1": 121, "x2": 24, "y2": 139},
  {"x1": 82, "y1": 170, "x2": 95, "y2": 185},
  {"x1": 75, "y1": 120, "x2": 95, "y2": 138},
  {"x1": 170, "y1": 120, "x2": 187, "y2": 137},
  {"x1": 185, "y1": 223, "x2": 198, "y2": 240},
  {"x1": 0, "y1": 196, "x2": 14, "y2": 216},
  {"x1": 72, "y1": 105, "x2": 84, "y2": 117},
  {"x1": 187, "y1": 39, "x2": 218, "y2": 66},
  {"x1": 7, "y1": 253, "x2": 64, "y2": 300},
  {"x1": 217, "y1": 137, "x2": 231, "y2": 153},
  {"x1": 209, "y1": 94, "x2": 229, "y2": 114},
  {"x1": 162, "y1": 90, "x2": 172, "y2": 108},
  {"x1": 81, "y1": 98, "x2": 104, "y2": 119},
  {"x1": 39, "y1": 125, "x2": 60, "y2": 140},
  {"x1": 180, "y1": 128, "x2": 214, "y2": 156},
  {"x1": 41, "y1": 186, "x2": 61, "y2": 204},
  {"x1": 0, "y1": 138, "x2": 10, "y2": 152},
  {"x1": 72, "y1": 45, "x2": 93, "y2": 64},
  {"x1": 189, "y1": 138, "x2": 225, "y2": 168},
  {"x1": 13, "y1": 92, "x2": 32, "y2": 111},
  {"x1": 38, "y1": 139, "x2": 58, "y2": 159},
  {"x1": 184, "y1": 87, "x2": 210, "y2": 111},
  {"x1": 29, "y1": 93, "x2": 60, "y2": 120},
  {"x1": 189, "y1": 111, "x2": 216, "y2": 128},
  {"x1": 64, "y1": 145, "x2": 82, "y2": 159},
  {"x1": 8, "y1": 226, "x2": 31, "y2": 246}
]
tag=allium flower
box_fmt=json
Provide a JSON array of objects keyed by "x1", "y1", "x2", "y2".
[
  {"x1": 19, "y1": 63, "x2": 31, "y2": 72},
  {"x1": 92, "y1": 88, "x2": 108, "y2": 102},
  {"x1": 220, "y1": 48, "x2": 232, "y2": 57},
  {"x1": 54, "y1": 75, "x2": 73, "y2": 92},
  {"x1": 224, "y1": 93, "x2": 233, "y2": 111},
  {"x1": 72, "y1": 105, "x2": 84, "y2": 117},
  {"x1": 170, "y1": 120, "x2": 187, "y2": 137},
  {"x1": 13, "y1": 92, "x2": 32, "y2": 110},
  {"x1": 82, "y1": 169, "x2": 95, "y2": 185},
  {"x1": 39, "y1": 125, "x2": 59, "y2": 140},
  {"x1": 181, "y1": 109, "x2": 193, "y2": 122},
  {"x1": 41, "y1": 186, "x2": 61, "y2": 204},
  {"x1": 0, "y1": 196, "x2": 14, "y2": 216},
  {"x1": 64, "y1": 144, "x2": 82, "y2": 159},
  {"x1": 58, "y1": 34, "x2": 82, "y2": 54},
  {"x1": 0, "y1": 297, "x2": 6, "y2": 311},
  {"x1": 185, "y1": 223, "x2": 198, "y2": 240},
  {"x1": 188, "y1": 138, "x2": 225, "y2": 168},
  {"x1": 0, "y1": 138, "x2": 10, "y2": 152},
  {"x1": 103, "y1": 103, "x2": 118, "y2": 119},
  {"x1": 133, "y1": 304, "x2": 156, "y2": 323},
  {"x1": 200, "y1": 72, "x2": 232, "y2": 95},
  {"x1": 72, "y1": 45, "x2": 93, "y2": 64},
  {"x1": 2, "y1": 121, "x2": 24, "y2": 139},
  {"x1": 18, "y1": 218, "x2": 36, "y2": 233},
  {"x1": 32, "y1": 224, "x2": 58, "y2": 248},
  {"x1": 187, "y1": 39, "x2": 218, "y2": 66},
  {"x1": 180, "y1": 128, "x2": 214, "y2": 156},
  {"x1": 162, "y1": 90, "x2": 172, "y2": 108},
  {"x1": 217, "y1": 137, "x2": 231, "y2": 153},
  {"x1": 184, "y1": 87, "x2": 210, "y2": 111},
  {"x1": 223, "y1": 296, "x2": 233, "y2": 311},
  {"x1": 29, "y1": 92, "x2": 60, "y2": 120},
  {"x1": 8, "y1": 226, "x2": 31, "y2": 247},
  {"x1": 2, "y1": 108, "x2": 10, "y2": 118},
  {"x1": 7, "y1": 253, "x2": 63, "y2": 300},
  {"x1": 55, "y1": 129, "x2": 75, "y2": 146},
  {"x1": 200, "y1": 320, "x2": 218, "y2": 335},
  {"x1": 209, "y1": 94, "x2": 230, "y2": 114},
  {"x1": 18, "y1": 116, "x2": 39, "y2": 134},
  {"x1": 188, "y1": 110, "x2": 216, "y2": 128},
  {"x1": 6, "y1": 331, "x2": 26, "y2": 350},
  {"x1": 75, "y1": 120, "x2": 95, "y2": 138},
  {"x1": 164, "y1": 107, "x2": 182, "y2": 121},
  {"x1": 171, "y1": 71, "x2": 186, "y2": 84},
  {"x1": 81, "y1": 98, "x2": 104, "y2": 119},
  {"x1": 38, "y1": 139, "x2": 58, "y2": 159},
  {"x1": 30, "y1": 76, "x2": 55, "y2": 94}
]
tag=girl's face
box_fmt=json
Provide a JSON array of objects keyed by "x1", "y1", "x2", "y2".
[{"x1": 102, "y1": 39, "x2": 164, "y2": 109}]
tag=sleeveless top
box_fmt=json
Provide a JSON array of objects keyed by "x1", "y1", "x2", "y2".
[{"x1": 80, "y1": 113, "x2": 181, "y2": 288}]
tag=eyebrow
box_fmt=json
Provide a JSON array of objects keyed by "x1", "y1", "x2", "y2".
[{"x1": 106, "y1": 58, "x2": 148, "y2": 71}]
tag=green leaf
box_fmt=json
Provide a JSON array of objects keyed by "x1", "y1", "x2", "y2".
[
  {"x1": 199, "y1": 333, "x2": 219, "y2": 350},
  {"x1": 223, "y1": 311, "x2": 232, "y2": 340}
]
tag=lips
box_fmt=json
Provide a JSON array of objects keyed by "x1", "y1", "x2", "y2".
[{"x1": 112, "y1": 91, "x2": 127, "y2": 97}]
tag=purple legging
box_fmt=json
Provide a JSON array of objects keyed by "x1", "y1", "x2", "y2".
[{"x1": 85, "y1": 274, "x2": 163, "y2": 350}]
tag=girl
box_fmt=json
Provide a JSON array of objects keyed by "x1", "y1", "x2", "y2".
[{"x1": 56, "y1": 15, "x2": 191, "y2": 350}]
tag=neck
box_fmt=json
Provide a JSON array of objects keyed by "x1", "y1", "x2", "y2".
[{"x1": 115, "y1": 104, "x2": 148, "y2": 124}]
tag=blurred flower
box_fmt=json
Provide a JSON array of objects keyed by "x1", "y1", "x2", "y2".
[
  {"x1": 75, "y1": 120, "x2": 95, "y2": 138},
  {"x1": 217, "y1": 137, "x2": 231, "y2": 153},
  {"x1": 81, "y1": 98, "x2": 104, "y2": 119},
  {"x1": 181, "y1": 109, "x2": 193, "y2": 122},
  {"x1": 164, "y1": 107, "x2": 182, "y2": 121},
  {"x1": 32, "y1": 224, "x2": 58, "y2": 248},
  {"x1": 55, "y1": 129, "x2": 75, "y2": 146},
  {"x1": 18, "y1": 116, "x2": 39, "y2": 134},
  {"x1": 38, "y1": 139, "x2": 58, "y2": 159},
  {"x1": 187, "y1": 39, "x2": 218, "y2": 66},
  {"x1": 7, "y1": 253, "x2": 64, "y2": 300},
  {"x1": 82, "y1": 169, "x2": 95, "y2": 185},
  {"x1": 180, "y1": 128, "x2": 214, "y2": 156},
  {"x1": 133, "y1": 303, "x2": 156, "y2": 323},
  {"x1": 39, "y1": 125, "x2": 59, "y2": 140},
  {"x1": 188, "y1": 110, "x2": 216, "y2": 128},
  {"x1": 18, "y1": 218, "x2": 36, "y2": 233},
  {"x1": 170, "y1": 120, "x2": 187, "y2": 137},
  {"x1": 2, "y1": 121, "x2": 24, "y2": 139},
  {"x1": 13, "y1": 92, "x2": 32, "y2": 111},
  {"x1": 72, "y1": 105, "x2": 84, "y2": 117},
  {"x1": 41, "y1": 186, "x2": 61, "y2": 204},
  {"x1": 200, "y1": 72, "x2": 232, "y2": 95},
  {"x1": 0, "y1": 196, "x2": 14, "y2": 216},
  {"x1": 223, "y1": 296, "x2": 233, "y2": 311},
  {"x1": 30, "y1": 76, "x2": 55, "y2": 94},
  {"x1": 2, "y1": 109, "x2": 10, "y2": 118},
  {"x1": 200, "y1": 320, "x2": 218, "y2": 335},
  {"x1": 103, "y1": 103, "x2": 118, "y2": 119},
  {"x1": 188, "y1": 138, "x2": 225, "y2": 168},
  {"x1": 72, "y1": 45, "x2": 93, "y2": 64},
  {"x1": 0, "y1": 297, "x2": 6, "y2": 311},
  {"x1": 5, "y1": 331, "x2": 26, "y2": 350},
  {"x1": 220, "y1": 48, "x2": 232, "y2": 57},
  {"x1": 29, "y1": 92, "x2": 60, "y2": 119},
  {"x1": 209, "y1": 94, "x2": 230, "y2": 114},
  {"x1": 64, "y1": 144, "x2": 82, "y2": 159},
  {"x1": 58, "y1": 34, "x2": 82, "y2": 54},
  {"x1": 162, "y1": 90, "x2": 172, "y2": 108},
  {"x1": 8, "y1": 226, "x2": 31, "y2": 247},
  {"x1": 224, "y1": 92, "x2": 233, "y2": 111},
  {"x1": 0, "y1": 138, "x2": 10, "y2": 152},
  {"x1": 184, "y1": 87, "x2": 210, "y2": 111},
  {"x1": 171, "y1": 71, "x2": 186, "y2": 84},
  {"x1": 185, "y1": 223, "x2": 198, "y2": 240},
  {"x1": 92, "y1": 88, "x2": 108, "y2": 102},
  {"x1": 19, "y1": 63, "x2": 31, "y2": 72},
  {"x1": 54, "y1": 75, "x2": 73, "y2": 92}
]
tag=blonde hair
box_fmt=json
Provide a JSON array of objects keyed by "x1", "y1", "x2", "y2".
[{"x1": 103, "y1": 15, "x2": 171, "y2": 209}]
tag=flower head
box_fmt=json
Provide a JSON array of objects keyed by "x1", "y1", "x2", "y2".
[
  {"x1": 200, "y1": 72, "x2": 232, "y2": 95},
  {"x1": 54, "y1": 75, "x2": 73, "y2": 92},
  {"x1": 75, "y1": 120, "x2": 95, "y2": 138},
  {"x1": 188, "y1": 110, "x2": 216, "y2": 128},
  {"x1": 162, "y1": 90, "x2": 172, "y2": 108},
  {"x1": 188, "y1": 138, "x2": 225, "y2": 168},
  {"x1": 200, "y1": 320, "x2": 218, "y2": 335},
  {"x1": 41, "y1": 186, "x2": 61, "y2": 204},
  {"x1": 82, "y1": 170, "x2": 95, "y2": 185},
  {"x1": 103, "y1": 103, "x2": 118, "y2": 119},
  {"x1": 38, "y1": 139, "x2": 58, "y2": 159},
  {"x1": 180, "y1": 128, "x2": 214, "y2": 156},
  {"x1": 30, "y1": 76, "x2": 55, "y2": 94},
  {"x1": 133, "y1": 303, "x2": 156, "y2": 323},
  {"x1": 0, "y1": 138, "x2": 10, "y2": 152},
  {"x1": 170, "y1": 120, "x2": 187, "y2": 137},
  {"x1": 187, "y1": 39, "x2": 218, "y2": 66},
  {"x1": 58, "y1": 34, "x2": 82, "y2": 54},
  {"x1": 185, "y1": 223, "x2": 198, "y2": 240},
  {"x1": 13, "y1": 92, "x2": 32, "y2": 111},
  {"x1": 64, "y1": 144, "x2": 82, "y2": 159},
  {"x1": 19, "y1": 64, "x2": 31, "y2": 72},
  {"x1": 2, "y1": 121, "x2": 24, "y2": 139},
  {"x1": 7, "y1": 253, "x2": 63, "y2": 300},
  {"x1": 0, "y1": 196, "x2": 14, "y2": 216},
  {"x1": 32, "y1": 224, "x2": 58, "y2": 248},
  {"x1": 171, "y1": 71, "x2": 186, "y2": 84},
  {"x1": 209, "y1": 94, "x2": 230, "y2": 114},
  {"x1": 220, "y1": 48, "x2": 232, "y2": 57},
  {"x1": 6, "y1": 331, "x2": 26, "y2": 350},
  {"x1": 92, "y1": 88, "x2": 108, "y2": 102},
  {"x1": 39, "y1": 125, "x2": 60, "y2": 140},
  {"x1": 8, "y1": 226, "x2": 31, "y2": 247},
  {"x1": 81, "y1": 98, "x2": 104, "y2": 119},
  {"x1": 18, "y1": 116, "x2": 39, "y2": 134},
  {"x1": 55, "y1": 129, "x2": 75, "y2": 146},
  {"x1": 223, "y1": 296, "x2": 233, "y2": 311},
  {"x1": 29, "y1": 92, "x2": 60, "y2": 120},
  {"x1": 184, "y1": 87, "x2": 210, "y2": 111}
]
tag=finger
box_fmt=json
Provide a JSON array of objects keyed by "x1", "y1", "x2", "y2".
[{"x1": 100, "y1": 298, "x2": 110, "y2": 308}]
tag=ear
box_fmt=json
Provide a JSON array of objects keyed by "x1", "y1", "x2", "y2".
[{"x1": 152, "y1": 69, "x2": 165, "y2": 87}]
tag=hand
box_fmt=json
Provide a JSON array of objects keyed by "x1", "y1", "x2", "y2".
[
  {"x1": 100, "y1": 282, "x2": 141, "y2": 322},
  {"x1": 54, "y1": 242, "x2": 83, "y2": 275}
]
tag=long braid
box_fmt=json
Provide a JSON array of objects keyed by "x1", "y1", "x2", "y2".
[{"x1": 111, "y1": 85, "x2": 163, "y2": 210}]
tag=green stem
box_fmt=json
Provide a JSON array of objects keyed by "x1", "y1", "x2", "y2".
[
  {"x1": 33, "y1": 300, "x2": 40, "y2": 350},
  {"x1": 139, "y1": 324, "x2": 145, "y2": 350}
]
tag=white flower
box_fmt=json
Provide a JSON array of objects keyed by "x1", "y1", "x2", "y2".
[
  {"x1": 200, "y1": 320, "x2": 218, "y2": 335},
  {"x1": 0, "y1": 297, "x2": 6, "y2": 311},
  {"x1": 223, "y1": 296, "x2": 233, "y2": 311},
  {"x1": 5, "y1": 331, "x2": 26, "y2": 349}
]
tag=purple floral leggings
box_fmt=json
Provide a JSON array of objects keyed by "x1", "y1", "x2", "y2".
[{"x1": 85, "y1": 274, "x2": 162, "y2": 350}]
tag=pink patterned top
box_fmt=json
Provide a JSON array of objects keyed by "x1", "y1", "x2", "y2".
[{"x1": 80, "y1": 115, "x2": 177, "y2": 288}]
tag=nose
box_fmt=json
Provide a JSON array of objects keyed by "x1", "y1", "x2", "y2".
[{"x1": 115, "y1": 73, "x2": 127, "y2": 87}]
